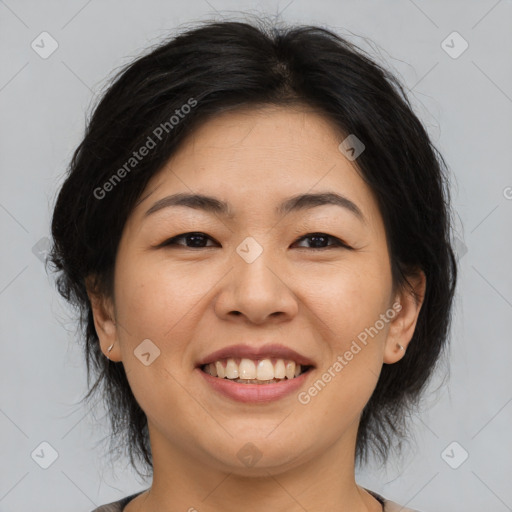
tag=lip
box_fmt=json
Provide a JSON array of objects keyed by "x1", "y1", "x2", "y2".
[
  {"x1": 196, "y1": 343, "x2": 316, "y2": 368},
  {"x1": 196, "y1": 366, "x2": 314, "y2": 403}
]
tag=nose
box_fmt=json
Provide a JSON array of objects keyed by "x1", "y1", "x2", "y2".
[{"x1": 214, "y1": 246, "x2": 299, "y2": 325}]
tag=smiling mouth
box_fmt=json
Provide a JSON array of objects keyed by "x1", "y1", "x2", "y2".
[{"x1": 200, "y1": 357, "x2": 314, "y2": 384}]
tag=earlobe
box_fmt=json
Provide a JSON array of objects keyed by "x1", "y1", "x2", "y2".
[{"x1": 383, "y1": 270, "x2": 426, "y2": 364}]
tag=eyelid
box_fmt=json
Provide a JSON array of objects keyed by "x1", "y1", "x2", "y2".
[
  {"x1": 292, "y1": 233, "x2": 351, "y2": 250},
  {"x1": 156, "y1": 232, "x2": 218, "y2": 248},
  {"x1": 157, "y1": 231, "x2": 351, "y2": 250}
]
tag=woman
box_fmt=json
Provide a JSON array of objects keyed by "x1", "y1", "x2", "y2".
[{"x1": 49, "y1": 17, "x2": 457, "y2": 512}]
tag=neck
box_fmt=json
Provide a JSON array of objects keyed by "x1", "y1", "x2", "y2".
[{"x1": 126, "y1": 421, "x2": 382, "y2": 512}]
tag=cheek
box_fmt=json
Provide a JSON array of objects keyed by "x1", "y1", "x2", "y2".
[
  {"x1": 115, "y1": 257, "x2": 207, "y2": 340},
  {"x1": 303, "y1": 260, "x2": 391, "y2": 346},
  {"x1": 300, "y1": 273, "x2": 388, "y2": 420},
  {"x1": 112, "y1": 260, "x2": 205, "y2": 420}
]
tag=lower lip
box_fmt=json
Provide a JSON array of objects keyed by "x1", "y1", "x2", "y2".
[{"x1": 196, "y1": 367, "x2": 313, "y2": 403}]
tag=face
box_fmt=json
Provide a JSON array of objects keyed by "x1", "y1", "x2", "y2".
[{"x1": 90, "y1": 105, "x2": 423, "y2": 477}]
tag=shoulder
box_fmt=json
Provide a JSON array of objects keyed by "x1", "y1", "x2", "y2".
[
  {"x1": 365, "y1": 488, "x2": 423, "y2": 512},
  {"x1": 92, "y1": 488, "x2": 423, "y2": 512},
  {"x1": 90, "y1": 490, "x2": 148, "y2": 512}
]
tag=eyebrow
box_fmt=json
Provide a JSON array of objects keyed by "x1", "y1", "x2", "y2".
[{"x1": 144, "y1": 191, "x2": 366, "y2": 224}]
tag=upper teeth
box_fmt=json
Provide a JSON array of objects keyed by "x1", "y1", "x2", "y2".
[{"x1": 204, "y1": 358, "x2": 304, "y2": 380}]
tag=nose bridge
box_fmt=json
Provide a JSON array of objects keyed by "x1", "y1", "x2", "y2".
[
  {"x1": 215, "y1": 233, "x2": 298, "y2": 323},
  {"x1": 233, "y1": 233, "x2": 284, "y2": 293}
]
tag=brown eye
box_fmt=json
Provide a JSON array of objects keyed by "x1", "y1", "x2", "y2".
[
  {"x1": 292, "y1": 233, "x2": 350, "y2": 250},
  {"x1": 157, "y1": 232, "x2": 350, "y2": 250},
  {"x1": 160, "y1": 232, "x2": 218, "y2": 249}
]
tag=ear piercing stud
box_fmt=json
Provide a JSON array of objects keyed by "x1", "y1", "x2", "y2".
[{"x1": 106, "y1": 342, "x2": 115, "y2": 360}]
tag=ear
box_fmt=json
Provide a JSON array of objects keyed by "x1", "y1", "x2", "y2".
[
  {"x1": 383, "y1": 269, "x2": 426, "y2": 364},
  {"x1": 85, "y1": 276, "x2": 121, "y2": 362}
]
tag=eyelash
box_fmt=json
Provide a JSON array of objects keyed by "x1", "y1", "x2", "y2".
[{"x1": 158, "y1": 232, "x2": 351, "y2": 250}]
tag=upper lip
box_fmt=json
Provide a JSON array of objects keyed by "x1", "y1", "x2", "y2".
[{"x1": 196, "y1": 343, "x2": 316, "y2": 368}]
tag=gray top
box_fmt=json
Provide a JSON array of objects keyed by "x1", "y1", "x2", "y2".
[{"x1": 90, "y1": 488, "x2": 421, "y2": 511}]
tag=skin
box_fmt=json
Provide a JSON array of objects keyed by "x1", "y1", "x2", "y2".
[{"x1": 87, "y1": 105, "x2": 426, "y2": 512}]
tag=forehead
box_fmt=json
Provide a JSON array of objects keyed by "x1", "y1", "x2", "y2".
[
  {"x1": 131, "y1": 105, "x2": 379, "y2": 227},
  {"x1": 175, "y1": 104, "x2": 346, "y2": 166}
]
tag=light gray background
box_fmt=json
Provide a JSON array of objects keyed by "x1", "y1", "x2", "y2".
[{"x1": 1, "y1": 1, "x2": 511, "y2": 511}]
